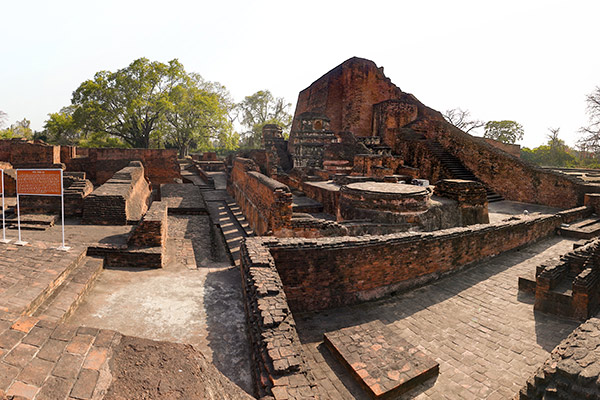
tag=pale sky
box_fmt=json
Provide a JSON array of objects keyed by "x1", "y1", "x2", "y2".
[{"x1": 1, "y1": 0, "x2": 599, "y2": 148}]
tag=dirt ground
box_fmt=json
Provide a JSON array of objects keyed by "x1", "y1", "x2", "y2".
[{"x1": 104, "y1": 335, "x2": 252, "y2": 400}]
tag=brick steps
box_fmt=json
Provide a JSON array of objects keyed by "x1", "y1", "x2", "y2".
[
  {"x1": 33, "y1": 257, "x2": 104, "y2": 323},
  {"x1": 20, "y1": 251, "x2": 87, "y2": 319},
  {"x1": 427, "y1": 140, "x2": 504, "y2": 202},
  {"x1": 559, "y1": 218, "x2": 600, "y2": 239}
]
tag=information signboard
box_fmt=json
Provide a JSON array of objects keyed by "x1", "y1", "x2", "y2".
[
  {"x1": 15, "y1": 169, "x2": 69, "y2": 250},
  {"x1": 16, "y1": 170, "x2": 62, "y2": 196}
]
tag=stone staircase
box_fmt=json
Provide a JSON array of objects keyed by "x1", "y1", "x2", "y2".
[
  {"x1": 519, "y1": 239, "x2": 600, "y2": 320},
  {"x1": 32, "y1": 256, "x2": 104, "y2": 323},
  {"x1": 427, "y1": 140, "x2": 504, "y2": 202}
]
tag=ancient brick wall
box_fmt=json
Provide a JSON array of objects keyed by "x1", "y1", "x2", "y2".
[
  {"x1": 87, "y1": 148, "x2": 179, "y2": 185},
  {"x1": 517, "y1": 316, "x2": 600, "y2": 399},
  {"x1": 264, "y1": 211, "x2": 580, "y2": 312},
  {"x1": 0, "y1": 139, "x2": 60, "y2": 167},
  {"x1": 228, "y1": 158, "x2": 292, "y2": 235},
  {"x1": 64, "y1": 147, "x2": 180, "y2": 185},
  {"x1": 291, "y1": 57, "x2": 406, "y2": 138},
  {"x1": 482, "y1": 138, "x2": 521, "y2": 158},
  {"x1": 301, "y1": 181, "x2": 340, "y2": 215},
  {"x1": 428, "y1": 122, "x2": 592, "y2": 208},
  {"x1": 128, "y1": 201, "x2": 168, "y2": 248},
  {"x1": 352, "y1": 154, "x2": 406, "y2": 178},
  {"x1": 82, "y1": 161, "x2": 151, "y2": 225},
  {"x1": 239, "y1": 239, "x2": 320, "y2": 399}
]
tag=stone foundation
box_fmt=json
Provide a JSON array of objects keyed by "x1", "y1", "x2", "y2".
[
  {"x1": 435, "y1": 179, "x2": 489, "y2": 225},
  {"x1": 82, "y1": 161, "x2": 151, "y2": 225},
  {"x1": 240, "y1": 240, "x2": 320, "y2": 399}
]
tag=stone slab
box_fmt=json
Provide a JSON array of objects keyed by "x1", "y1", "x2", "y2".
[{"x1": 324, "y1": 320, "x2": 438, "y2": 399}]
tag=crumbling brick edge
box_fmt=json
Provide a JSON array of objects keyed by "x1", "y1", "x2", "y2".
[{"x1": 239, "y1": 205, "x2": 590, "y2": 399}]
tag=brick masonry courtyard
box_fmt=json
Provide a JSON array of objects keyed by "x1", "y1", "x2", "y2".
[{"x1": 295, "y1": 235, "x2": 580, "y2": 399}]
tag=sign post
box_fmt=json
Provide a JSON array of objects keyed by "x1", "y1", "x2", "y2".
[
  {"x1": 15, "y1": 169, "x2": 69, "y2": 251},
  {"x1": 0, "y1": 169, "x2": 9, "y2": 244}
]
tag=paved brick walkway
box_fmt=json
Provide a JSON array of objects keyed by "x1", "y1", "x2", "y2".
[
  {"x1": 0, "y1": 312, "x2": 119, "y2": 399},
  {"x1": 295, "y1": 236, "x2": 580, "y2": 399},
  {"x1": 0, "y1": 243, "x2": 85, "y2": 317}
]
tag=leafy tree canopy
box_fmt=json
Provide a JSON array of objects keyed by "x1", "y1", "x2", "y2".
[
  {"x1": 238, "y1": 90, "x2": 292, "y2": 148},
  {"x1": 0, "y1": 118, "x2": 33, "y2": 139},
  {"x1": 44, "y1": 58, "x2": 235, "y2": 155},
  {"x1": 484, "y1": 120, "x2": 524, "y2": 144}
]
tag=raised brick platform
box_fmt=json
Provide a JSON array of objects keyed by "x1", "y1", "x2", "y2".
[
  {"x1": 0, "y1": 243, "x2": 86, "y2": 317},
  {"x1": 160, "y1": 183, "x2": 207, "y2": 215},
  {"x1": 324, "y1": 320, "x2": 438, "y2": 399}
]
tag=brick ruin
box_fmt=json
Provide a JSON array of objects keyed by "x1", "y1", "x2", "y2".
[
  {"x1": 217, "y1": 57, "x2": 600, "y2": 399},
  {"x1": 4, "y1": 57, "x2": 600, "y2": 399},
  {"x1": 82, "y1": 161, "x2": 151, "y2": 225}
]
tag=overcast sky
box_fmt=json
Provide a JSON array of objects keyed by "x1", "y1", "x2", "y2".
[{"x1": 2, "y1": 0, "x2": 598, "y2": 148}]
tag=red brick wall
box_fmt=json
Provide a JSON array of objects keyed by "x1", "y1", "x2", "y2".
[
  {"x1": 291, "y1": 57, "x2": 405, "y2": 139},
  {"x1": 482, "y1": 138, "x2": 521, "y2": 158},
  {"x1": 427, "y1": 122, "x2": 591, "y2": 208},
  {"x1": 228, "y1": 158, "x2": 292, "y2": 235},
  {"x1": 0, "y1": 139, "x2": 60, "y2": 167},
  {"x1": 262, "y1": 210, "x2": 585, "y2": 312},
  {"x1": 66, "y1": 147, "x2": 180, "y2": 185}
]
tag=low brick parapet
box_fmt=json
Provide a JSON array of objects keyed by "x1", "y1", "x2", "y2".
[
  {"x1": 82, "y1": 161, "x2": 151, "y2": 225},
  {"x1": 228, "y1": 157, "x2": 292, "y2": 235},
  {"x1": 128, "y1": 201, "x2": 167, "y2": 248},
  {"x1": 240, "y1": 238, "x2": 320, "y2": 399}
]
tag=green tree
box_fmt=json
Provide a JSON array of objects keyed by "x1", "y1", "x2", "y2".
[
  {"x1": 484, "y1": 120, "x2": 524, "y2": 144},
  {"x1": 238, "y1": 90, "x2": 292, "y2": 147},
  {"x1": 70, "y1": 58, "x2": 187, "y2": 148},
  {"x1": 43, "y1": 106, "x2": 83, "y2": 145},
  {"x1": 162, "y1": 74, "x2": 233, "y2": 157},
  {"x1": 0, "y1": 118, "x2": 33, "y2": 139},
  {"x1": 521, "y1": 128, "x2": 576, "y2": 167}
]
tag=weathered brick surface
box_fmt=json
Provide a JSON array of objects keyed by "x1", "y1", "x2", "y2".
[
  {"x1": 127, "y1": 201, "x2": 167, "y2": 248},
  {"x1": 0, "y1": 243, "x2": 86, "y2": 317},
  {"x1": 66, "y1": 147, "x2": 180, "y2": 185},
  {"x1": 0, "y1": 139, "x2": 60, "y2": 167},
  {"x1": 290, "y1": 57, "x2": 406, "y2": 139},
  {"x1": 243, "y1": 209, "x2": 585, "y2": 312},
  {"x1": 82, "y1": 161, "x2": 151, "y2": 225},
  {"x1": 228, "y1": 157, "x2": 292, "y2": 236},
  {"x1": 517, "y1": 315, "x2": 600, "y2": 399},
  {"x1": 275, "y1": 217, "x2": 349, "y2": 238},
  {"x1": 324, "y1": 320, "x2": 439, "y2": 398},
  {"x1": 435, "y1": 179, "x2": 489, "y2": 225},
  {"x1": 240, "y1": 239, "x2": 320, "y2": 399}
]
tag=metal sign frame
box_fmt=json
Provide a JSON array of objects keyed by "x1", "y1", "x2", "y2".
[
  {"x1": 15, "y1": 169, "x2": 70, "y2": 251},
  {"x1": 0, "y1": 169, "x2": 9, "y2": 244}
]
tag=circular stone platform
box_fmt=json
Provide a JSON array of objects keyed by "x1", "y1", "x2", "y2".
[
  {"x1": 339, "y1": 182, "x2": 431, "y2": 221},
  {"x1": 344, "y1": 182, "x2": 427, "y2": 197}
]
